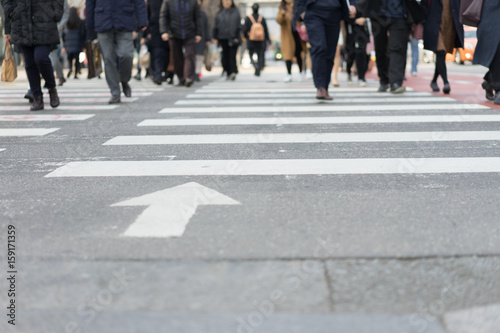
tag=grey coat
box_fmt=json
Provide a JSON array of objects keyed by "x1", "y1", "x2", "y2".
[{"x1": 473, "y1": 0, "x2": 500, "y2": 67}]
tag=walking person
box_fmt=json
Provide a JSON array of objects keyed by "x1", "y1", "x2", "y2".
[
  {"x1": 362, "y1": 0, "x2": 410, "y2": 94},
  {"x1": 344, "y1": 9, "x2": 369, "y2": 87},
  {"x1": 243, "y1": 3, "x2": 270, "y2": 77},
  {"x1": 49, "y1": 0, "x2": 69, "y2": 86},
  {"x1": 213, "y1": 0, "x2": 241, "y2": 81},
  {"x1": 2, "y1": 0, "x2": 63, "y2": 111},
  {"x1": 409, "y1": 23, "x2": 422, "y2": 76},
  {"x1": 160, "y1": 0, "x2": 202, "y2": 87},
  {"x1": 474, "y1": 0, "x2": 500, "y2": 105},
  {"x1": 86, "y1": 0, "x2": 148, "y2": 104},
  {"x1": 147, "y1": 0, "x2": 172, "y2": 85},
  {"x1": 65, "y1": 7, "x2": 86, "y2": 79},
  {"x1": 422, "y1": 0, "x2": 463, "y2": 94},
  {"x1": 276, "y1": 0, "x2": 302, "y2": 82},
  {"x1": 194, "y1": 0, "x2": 211, "y2": 81},
  {"x1": 296, "y1": 0, "x2": 356, "y2": 99}
]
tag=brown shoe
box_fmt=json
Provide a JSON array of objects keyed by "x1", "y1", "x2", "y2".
[
  {"x1": 30, "y1": 95, "x2": 44, "y2": 111},
  {"x1": 48, "y1": 87, "x2": 60, "y2": 108},
  {"x1": 316, "y1": 87, "x2": 333, "y2": 100}
]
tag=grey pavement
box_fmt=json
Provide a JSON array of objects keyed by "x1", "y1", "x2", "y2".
[{"x1": 1, "y1": 62, "x2": 499, "y2": 333}]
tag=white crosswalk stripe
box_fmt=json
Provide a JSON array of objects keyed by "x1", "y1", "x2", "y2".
[
  {"x1": 46, "y1": 77, "x2": 500, "y2": 177},
  {"x1": 0, "y1": 128, "x2": 59, "y2": 136}
]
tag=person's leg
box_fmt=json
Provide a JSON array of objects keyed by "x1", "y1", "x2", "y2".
[
  {"x1": 387, "y1": 18, "x2": 409, "y2": 88},
  {"x1": 304, "y1": 11, "x2": 327, "y2": 89},
  {"x1": 489, "y1": 43, "x2": 500, "y2": 104},
  {"x1": 248, "y1": 46, "x2": 258, "y2": 70},
  {"x1": 371, "y1": 18, "x2": 389, "y2": 88},
  {"x1": 285, "y1": 60, "x2": 292, "y2": 75},
  {"x1": 322, "y1": 11, "x2": 340, "y2": 89},
  {"x1": 183, "y1": 37, "x2": 196, "y2": 83},
  {"x1": 49, "y1": 47, "x2": 63, "y2": 81},
  {"x1": 332, "y1": 44, "x2": 342, "y2": 86},
  {"x1": 98, "y1": 30, "x2": 121, "y2": 97},
  {"x1": 170, "y1": 38, "x2": 185, "y2": 83},
  {"x1": 257, "y1": 42, "x2": 265, "y2": 72},
  {"x1": 356, "y1": 48, "x2": 367, "y2": 81},
  {"x1": 115, "y1": 31, "x2": 134, "y2": 84},
  {"x1": 410, "y1": 36, "x2": 419, "y2": 74},
  {"x1": 152, "y1": 46, "x2": 165, "y2": 82},
  {"x1": 34, "y1": 45, "x2": 56, "y2": 89},
  {"x1": 228, "y1": 44, "x2": 238, "y2": 77},
  {"x1": 22, "y1": 45, "x2": 42, "y2": 97},
  {"x1": 293, "y1": 31, "x2": 303, "y2": 73}
]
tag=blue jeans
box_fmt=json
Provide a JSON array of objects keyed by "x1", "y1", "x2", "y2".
[{"x1": 410, "y1": 36, "x2": 419, "y2": 73}]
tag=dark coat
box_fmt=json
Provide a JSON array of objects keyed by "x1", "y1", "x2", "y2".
[
  {"x1": 195, "y1": 10, "x2": 211, "y2": 55},
  {"x1": 473, "y1": 0, "x2": 500, "y2": 67},
  {"x1": 147, "y1": 0, "x2": 169, "y2": 48},
  {"x1": 3, "y1": 0, "x2": 64, "y2": 46},
  {"x1": 213, "y1": 7, "x2": 241, "y2": 42},
  {"x1": 361, "y1": 0, "x2": 410, "y2": 21},
  {"x1": 86, "y1": 0, "x2": 148, "y2": 33},
  {"x1": 295, "y1": 0, "x2": 356, "y2": 21},
  {"x1": 159, "y1": 0, "x2": 202, "y2": 40},
  {"x1": 421, "y1": 0, "x2": 464, "y2": 52},
  {"x1": 64, "y1": 25, "x2": 86, "y2": 54}
]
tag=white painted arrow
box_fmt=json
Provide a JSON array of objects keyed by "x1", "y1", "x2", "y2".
[{"x1": 112, "y1": 182, "x2": 241, "y2": 238}]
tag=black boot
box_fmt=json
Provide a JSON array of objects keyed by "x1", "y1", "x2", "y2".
[
  {"x1": 30, "y1": 95, "x2": 44, "y2": 111},
  {"x1": 495, "y1": 92, "x2": 500, "y2": 105},
  {"x1": 24, "y1": 90, "x2": 34, "y2": 103},
  {"x1": 48, "y1": 87, "x2": 60, "y2": 108}
]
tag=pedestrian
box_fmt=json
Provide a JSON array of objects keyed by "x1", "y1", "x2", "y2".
[
  {"x1": 276, "y1": 0, "x2": 303, "y2": 82},
  {"x1": 472, "y1": 0, "x2": 500, "y2": 105},
  {"x1": 86, "y1": 0, "x2": 148, "y2": 104},
  {"x1": 160, "y1": 0, "x2": 202, "y2": 87},
  {"x1": 2, "y1": 0, "x2": 63, "y2": 111},
  {"x1": 147, "y1": 0, "x2": 172, "y2": 85},
  {"x1": 344, "y1": 8, "x2": 369, "y2": 87},
  {"x1": 421, "y1": 0, "x2": 463, "y2": 94},
  {"x1": 49, "y1": 0, "x2": 69, "y2": 87},
  {"x1": 409, "y1": 23, "x2": 422, "y2": 77},
  {"x1": 243, "y1": 3, "x2": 270, "y2": 77},
  {"x1": 362, "y1": 0, "x2": 410, "y2": 94},
  {"x1": 331, "y1": 23, "x2": 346, "y2": 87},
  {"x1": 65, "y1": 7, "x2": 86, "y2": 79},
  {"x1": 194, "y1": 0, "x2": 211, "y2": 81},
  {"x1": 212, "y1": 0, "x2": 241, "y2": 81},
  {"x1": 296, "y1": 0, "x2": 356, "y2": 99}
]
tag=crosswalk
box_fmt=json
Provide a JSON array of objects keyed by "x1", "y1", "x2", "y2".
[
  {"x1": 0, "y1": 82, "x2": 162, "y2": 140},
  {"x1": 44, "y1": 75, "x2": 500, "y2": 178}
]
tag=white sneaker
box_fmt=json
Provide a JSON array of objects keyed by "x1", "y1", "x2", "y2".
[
  {"x1": 306, "y1": 69, "x2": 313, "y2": 80},
  {"x1": 299, "y1": 71, "x2": 306, "y2": 81},
  {"x1": 284, "y1": 74, "x2": 292, "y2": 83},
  {"x1": 358, "y1": 79, "x2": 367, "y2": 87}
]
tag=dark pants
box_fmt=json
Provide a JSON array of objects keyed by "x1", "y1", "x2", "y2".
[
  {"x1": 304, "y1": 8, "x2": 341, "y2": 89},
  {"x1": 170, "y1": 37, "x2": 196, "y2": 83},
  {"x1": 248, "y1": 40, "x2": 265, "y2": 72},
  {"x1": 152, "y1": 42, "x2": 171, "y2": 81},
  {"x1": 345, "y1": 46, "x2": 368, "y2": 81},
  {"x1": 372, "y1": 17, "x2": 409, "y2": 86},
  {"x1": 67, "y1": 51, "x2": 81, "y2": 76},
  {"x1": 489, "y1": 43, "x2": 500, "y2": 92},
  {"x1": 219, "y1": 39, "x2": 239, "y2": 76},
  {"x1": 22, "y1": 45, "x2": 56, "y2": 97}
]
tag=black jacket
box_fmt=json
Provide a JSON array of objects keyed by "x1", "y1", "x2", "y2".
[
  {"x1": 421, "y1": 0, "x2": 463, "y2": 52},
  {"x1": 213, "y1": 7, "x2": 241, "y2": 41},
  {"x1": 147, "y1": 0, "x2": 169, "y2": 48},
  {"x1": 361, "y1": 0, "x2": 410, "y2": 22},
  {"x1": 473, "y1": 0, "x2": 500, "y2": 67},
  {"x1": 159, "y1": 0, "x2": 202, "y2": 40},
  {"x1": 242, "y1": 12, "x2": 270, "y2": 44},
  {"x1": 3, "y1": 0, "x2": 64, "y2": 46},
  {"x1": 195, "y1": 10, "x2": 211, "y2": 55}
]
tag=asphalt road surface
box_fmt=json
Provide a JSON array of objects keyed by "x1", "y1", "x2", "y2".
[{"x1": 1, "y1": 62, "x2": 499, "y2": 333}]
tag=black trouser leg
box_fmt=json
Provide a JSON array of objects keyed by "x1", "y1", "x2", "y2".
[
  {"x1": 433, "y1": 50, "x2": 448, "y2": 84},
  {"x1": 490, "y1": 43, "x2": 500, "y2": 92}
]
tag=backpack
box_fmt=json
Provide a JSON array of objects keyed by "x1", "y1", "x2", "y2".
[{"x1": 248, "y1": 15, "x2": 265, "y2": 41}]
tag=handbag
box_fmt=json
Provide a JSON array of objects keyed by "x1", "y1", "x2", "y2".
[
  {"x1": 139, "y1": 45, "x2": 150, "y2": 68},
  {"x1": 204, "y1": 45, "x2": 213, "y2": 72},
  {"x1": 406, "y1": 0, "x2": 427, "y2": 24},
  {"x1": 1, "y1": 40, "x2": 17, "y2": 82},
  {"x1": 85, "y1": 41, "x2": 96, "y2": 79},
  {"x1": 412, "y1": 23, "x2": 424, "y2": 40},
  {"x1": 460, "y1": 0, "x2": 484, "y2": 27},
  {"x1": 296, "y1": 24, "x2": 308, "y2": 42}
]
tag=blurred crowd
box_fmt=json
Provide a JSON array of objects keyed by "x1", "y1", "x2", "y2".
[{"x1": 1, "y1": 0, "x2": 499, "y2": 109}]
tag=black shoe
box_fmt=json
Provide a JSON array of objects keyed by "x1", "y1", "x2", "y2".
[
  {"x1": 176, "y1": 81, "x2": 185, "y2": 87},
  {"x1": 108, "y1": 95, "x2": 121, "y2": 104},
  {"x1": 67, "y1": 71, "x2": 72, "y2": 78},
  {"x1": 48, "y1": 87, "x2": 60, "y2": 108},
  {"x1": 24, "y1": 90, "x2": 34, "y2": 103},
  {"x1": 255, "y1": 68, "x2": 261, "y2": 76},
  {"x1": 185, "y1": 78, "x2": 194, "y2": 87},
  {"x1": 390, "y1": 83, "x2": 406, "y2": 94},
  {"x1": 430, "y1": 81, "x2": 439, "y2": 92},
  {"x1": 121, "y1": 82, "x2": 132, "y2": 97},
  {"x1": 495, "y1": 92, "x2": 500, "y2": 105},
  {"x1": 482, "y1": 80, "x2": 495, "y2": 101},
  {"x1": 442, "y1": 82, "x2": 451, "y2": 94},
  {"x1": 153, "y1": 78, "x2": 162, "y2": 85},
  {"x1": 167, "y1": 77, "x2": 174, "y2": 85},
  {"x1": 58, "y1": 77, "x2": 66, "y2": 86},
  {"x1": 133, "y1": 73, "x2": 141, "y2": 81},
  {"x1": 30, "y1": 95, "x2": 44, "y2": 111},
  {"x1": 377, "y1": 84, "x2": 388, "y2": 92}
]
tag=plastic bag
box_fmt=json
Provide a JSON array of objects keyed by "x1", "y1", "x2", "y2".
[
  {"x1": 1, "y1": 40, "x2": 17, "y2": 82},
  {"x1": 139, "y1": 45, "x2": 150, "y2": 68}
]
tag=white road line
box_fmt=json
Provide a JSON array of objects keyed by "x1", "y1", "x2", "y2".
[
  {"x1": 0, "y1": 114, "x2": 95, "y2": 121},
  {"x1": 159, "y1": 104, "x2": 489, "y2": 113},
  {"x1": 0, "y1": 128, "x2": 59, "y2": 136},
  {"x1": 0, "y1": 92, "x2": 154, "y2": 98},
  {"x1": 186, "y1": 92, "x2": 433, "y2": 98},
  {"x1": 199, "y1": 86, "x2": 416, "y2": 92},
  {"x1": 45, "y1": 157, "x2": 500, "y2": 177},
  {"x1": 0, "y1": 105, "x2": 118, "y2": 111},
  {"x1": 175, "y1": 97, "x2": 454, "y2": 105},
  {"x1": 139, "y1": 115, "x2": 500, "y2": 127},
  {"x1": 0, "y1": 149, "x2": 5, "y2": 152},
  {"x1": 104, "y1": 131, "x2": 500, "y2": 145},
  {"x1": 0, "y1": 88, "x2": 163, "y2": 93},
  {"x1": 0, "y1": 98, "x2": 139, "y2": 104}
]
